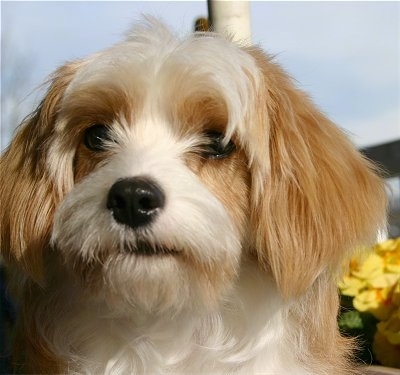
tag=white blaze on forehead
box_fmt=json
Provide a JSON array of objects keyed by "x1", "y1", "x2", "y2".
[{"x1": 107, "y1": 115, "x2": 199, "y2": 175}]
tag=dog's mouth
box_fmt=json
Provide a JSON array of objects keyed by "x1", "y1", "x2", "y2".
[{"x1": 124, "y1": 240, "x2": 179, "y2": 256}]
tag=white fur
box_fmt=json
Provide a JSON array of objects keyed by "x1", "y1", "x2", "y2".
[{"x1": 36, "y1": 257, "x2": 308, "y2": 375}]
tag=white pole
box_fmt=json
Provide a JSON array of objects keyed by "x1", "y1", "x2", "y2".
[{"x1": 208, "y1": 0, "x2": 252, "y2": 43}]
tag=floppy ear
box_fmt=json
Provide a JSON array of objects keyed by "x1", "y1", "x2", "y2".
[
  {"x1": 0, "y1": 62, "x2": 80, "y2": 282},
  {"x1": 247, "y1": 48, "x2": 387, "y2": 297}
]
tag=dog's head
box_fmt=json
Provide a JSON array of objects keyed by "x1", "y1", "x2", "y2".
[{"x1": 0, "y1": 19, "x2": 386, "y2": 314}]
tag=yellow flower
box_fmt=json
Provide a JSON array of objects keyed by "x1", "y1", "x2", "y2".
[
  {"x1": 376, "y1": 238, "x2": 400, "y2": 253},
  {"x1": 338, "y1": 275, "x2": 366, "y2": 297},
  {"x1": 353, "y1": 288, "x2": 394, "y2": 321},
  {"x1": 351, "y1": 252, "x2": 385, "y2": 281},
  {"x1": 339, "y1": 238, "x2": 400, "y2": 368},
  {"x1": 369, "y1": 273, "x2": 400, "y2": 289},
  {"x1": 339, "y1": 238, "x2": 400, "y2": 320}
]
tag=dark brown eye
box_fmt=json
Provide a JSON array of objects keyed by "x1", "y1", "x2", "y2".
[
  {"x1": 83, "y1": 124, "x2": 112, "y2": 151},
  {"x1": 202, "y1": 131, "x2": 236, "y2": 159}
]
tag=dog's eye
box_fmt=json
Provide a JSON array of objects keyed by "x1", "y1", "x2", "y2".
[
  {"x1": 83, "y1": 124, "x2": 112, "y2": 151},
  {"x1": 202, "y1": 131, "x2": 236, "y2": 159}
]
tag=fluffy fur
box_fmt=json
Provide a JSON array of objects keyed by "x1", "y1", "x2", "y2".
[{"x1": 0, "y1": 18, "x2": 387, "y2": 374}]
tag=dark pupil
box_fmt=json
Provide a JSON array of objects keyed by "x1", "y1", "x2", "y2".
[
  {"x1": 210, "y1": 135, "x2": 224, "y2": 153},
  {"x1": 204, "y1": 132, "x2": 235, "y2": 159},
  {"x1": 84, "y1": 125, "x2": 110, "y2": 151}
]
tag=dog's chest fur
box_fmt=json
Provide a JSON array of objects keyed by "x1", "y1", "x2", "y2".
[{"x1": 45, "y1": 261, "x2": 308, "y2": 374}]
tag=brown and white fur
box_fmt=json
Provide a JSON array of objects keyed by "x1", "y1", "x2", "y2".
[{"x1": 0, "y1": 18, "x2": 387, "y2": 374}]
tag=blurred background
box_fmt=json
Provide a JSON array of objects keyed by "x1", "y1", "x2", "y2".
[{"x1": 1, "y1": 1, "x2": 399, "y2": 236}]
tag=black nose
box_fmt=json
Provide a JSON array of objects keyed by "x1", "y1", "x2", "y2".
[{"x1": 106, "y1": 177, "x2": 165, "y2": 229}]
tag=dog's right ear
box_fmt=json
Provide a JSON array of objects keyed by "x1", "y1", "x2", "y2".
[{"x1": 0, "y1": 62, "x2": 81, "y2": 283}]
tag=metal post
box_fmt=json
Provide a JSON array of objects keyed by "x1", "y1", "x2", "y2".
[{"x1": 208, "y1": 0, "x2": 252, "y2": 43}]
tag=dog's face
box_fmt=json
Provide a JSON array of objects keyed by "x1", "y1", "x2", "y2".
[
  {"x1": 48, "y1": 24, "x2": 260, "y2": 314},
  {"x1": 0, "y1": 19, "x2": 386, "y2": 315}
]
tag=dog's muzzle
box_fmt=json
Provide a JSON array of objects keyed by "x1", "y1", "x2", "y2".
[{"x1": 107, "y1": 176, "x2": 165, "y2": 229}]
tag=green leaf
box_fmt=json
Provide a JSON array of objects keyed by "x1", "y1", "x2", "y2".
[{"x1": 339, "y1": 310, "x2": 364, "y2": 330}]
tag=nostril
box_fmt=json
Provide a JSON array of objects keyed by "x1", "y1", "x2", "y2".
[
  {"x1": 107, "y1": 177, "x2": 165, "y2": 229},
  {"x1": 139, "y1": 196, "x2": 155, "y2": 211},
  {"x1": 137, "y1": 187, "x2": 165, "y2": 212},
  {"x1": 113, "y1": 195, "x2": 127, "y2": 210}
]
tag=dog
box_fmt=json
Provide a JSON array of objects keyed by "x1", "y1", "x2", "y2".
[{"x1": 0, "y1": 18, "x2": 387, "y2": 374}]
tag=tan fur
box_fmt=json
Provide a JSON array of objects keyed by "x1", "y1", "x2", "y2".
[
  {"x1": 247, "y1": 47, "x2": 387, "y2": 297},
  {"x1": 0, "y1": 62, "x2": 82, "y2": 281}
]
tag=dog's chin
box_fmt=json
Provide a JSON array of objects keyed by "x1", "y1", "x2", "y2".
[{"x1": 64, "y1": 239, "x2": 238, "y2": 316}]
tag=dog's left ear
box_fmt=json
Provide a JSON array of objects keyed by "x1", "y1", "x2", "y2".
[
  {"x1": 0, "y1": 62, "x2": 80, "y2": 282},
  {"x1": 246, "y1": 48, "x2": 387, "y2": 297}
]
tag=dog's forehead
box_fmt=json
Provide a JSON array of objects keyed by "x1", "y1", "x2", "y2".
[
  {"x1": 60, "y1": 30, "x2": 262, "y2": 149},
  {"x1": 65, "y1": 31, "x2": 260, "y2": 108}
]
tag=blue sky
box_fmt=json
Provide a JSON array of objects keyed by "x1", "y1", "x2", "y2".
[{"x1": 1, "y1": 1, "x2": 399, "y2": 150}]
